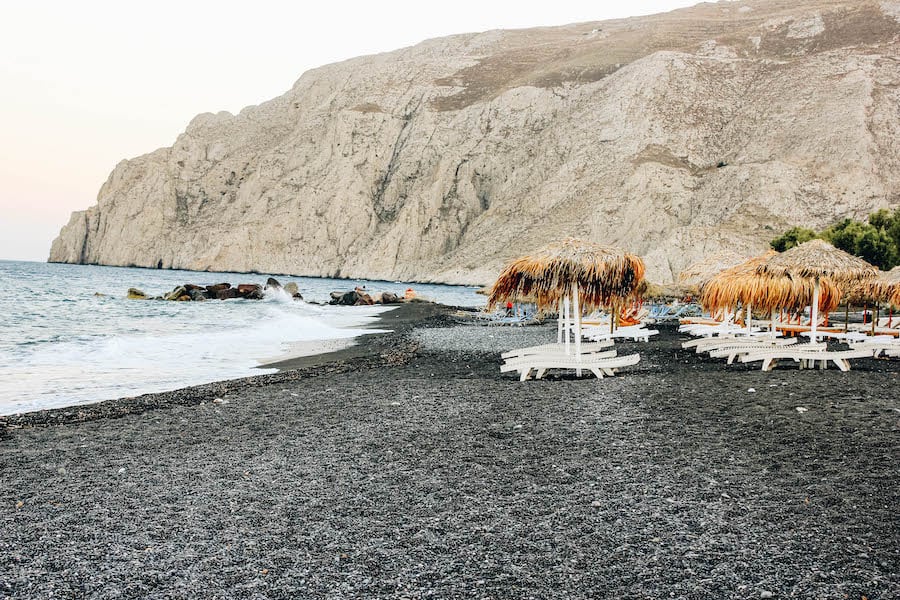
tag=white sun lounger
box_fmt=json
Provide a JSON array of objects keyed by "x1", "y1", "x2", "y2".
[
  {"x1": 682, "y1": 336, "x2": 794, "y2": 352},
  {"x1": 502, "y1": 349, "x2": 617, "y2": 368},
  {"x1": 678, "y1": 323, "x2": 761, "y2": 338},
  {"x1": 500, "y1": 340, "x2": 614, "y2": 360},
  {"x1": 707, "y1": 340, "x2": 821, "y2": 364},
  {"x1": 738, "y1": 347, "x2": 876, "y2": 371},
  {"x1": 500, "y1": 352, "x2": 640, "y2": 381},
  {"x1": 584, "y1": 326, "x2": 659, "y2": 343},
  {"x1": 848, "y1": 338, "x2": 900, "y2": 357}
]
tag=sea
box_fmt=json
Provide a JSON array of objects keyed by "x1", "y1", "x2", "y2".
[{"x1": 0, "y1": 260, "x2": 484, "y2": 416}]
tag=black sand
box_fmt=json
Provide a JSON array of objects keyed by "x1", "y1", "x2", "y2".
[{"x1": 1, "y1": 305, "x2": 899, "y2": 599}]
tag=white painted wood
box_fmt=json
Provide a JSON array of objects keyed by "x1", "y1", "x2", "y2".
[
  {"x1": 572, "y1": 285, "x2": 582, "y2": 364},
  {"x1": 557, "y1": 298, "x2": 564, "y2": 344},
  {"x1": 810, "y1": 279, "x2": 820, "y2": 343}
]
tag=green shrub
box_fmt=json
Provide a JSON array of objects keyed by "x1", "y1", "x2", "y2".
[
  {"x1": 770, "y1": 227, "x2": 818, "y2": 252},
  {"x1": 771, "y1": 208, "x2": 900, "y2": 270}
]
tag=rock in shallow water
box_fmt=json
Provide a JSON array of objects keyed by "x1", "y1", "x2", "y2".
[
  {"x1": 163, "y1": 286, "x2": 187, "y2": 301},
  {"x1": 238, "y1": 284, "x2": 264, "y2": 299},
  {"x1": 205, "y1": 283, "x2": 231, "y2": 295},
  {"x1": 216, "y1": 287, "x2": 240, "y2": 300},
  {"x1": 283, "y1": 282, "x2": 302, "y2": 299}
]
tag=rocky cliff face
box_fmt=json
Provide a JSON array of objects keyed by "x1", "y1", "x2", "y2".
[{"x1": 50, "y1": 0, "x2": 900, "y2": 284}]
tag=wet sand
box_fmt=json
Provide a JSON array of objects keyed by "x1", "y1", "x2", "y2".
[{"x1": 1, "y1": 305, "x2": 898, "y2": 598}]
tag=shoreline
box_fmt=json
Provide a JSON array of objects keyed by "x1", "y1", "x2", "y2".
[
  {"x1": 257, "y1": 300, "x2": 456, "y2": 372},
  {"x1": 0, "y1": 301, "x2": 455, "y2": 432}
]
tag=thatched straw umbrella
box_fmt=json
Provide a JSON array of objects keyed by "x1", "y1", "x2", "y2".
[
  {"x1": 700, "y1": 252, "x2": 770, "y2": 332},
  {"x1": 854, "y1": 266, "x2": 900, "y2": 305},
  {"x1": 756, "y1": 239, "x2": 877, "y2": 342},
  {"x1": 488, "y1": 238, "x2": 645, "y2": 355},
  {"x1": 641, "y1": 281, "x2": 698, "y2": 302},
  {"x1": 846, "y1": 266, "x2": 900, "y2": 331},
  {"x1": 678, "y1": 251, "x2": 748, "y2": 288},
  {"x1": 701, "y1": 251, "x2": 841, "y2": 335}
]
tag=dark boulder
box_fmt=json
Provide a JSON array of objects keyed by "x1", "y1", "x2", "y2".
[
  {"x1": 265, "y1": 277, "x2": 282, "y2": 290},
  {"x1": 331, "y1": 290, "x2": 360, "y2": 306},
  {"x1": 127, "y1": 288, "x2": 149, "y2": 300},
  {"x1": 205, "y1": 283, "x2": 231, "y2": 295},
  {"x1": 164, "y1": 286, "x2": 187, "y2": 301},
  {"x1": 237, "y1": 284, "x2": 264, "y2": 300},
  {"x1": 189, "y1": 289, "x2": 209, "y2": 301},
  {"x1": 354, "y1": 289, "x2": 375, "y2": 305},
  {"x1": 380, "y1": 292, "x2": 401, "y2": 304},
  {"x1": 216, "y1": 288, "x2": 240, "y2": 300}
]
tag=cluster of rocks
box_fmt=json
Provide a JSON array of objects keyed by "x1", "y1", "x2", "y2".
[
  {"x1": 329, "y1": 287, "x2": 402, "y2": 306},
  {"x1": 127, "y1": 277, "x2": 303, "y2": 302},
  {"x1": 125, "y1": 278, "x2": 410, "y2": 305}
]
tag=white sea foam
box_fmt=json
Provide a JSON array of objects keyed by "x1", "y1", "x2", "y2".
[
  {"x1": 1, "y1": 303, "x2": 390, "y2": 415},
  {"x1": 0, "y1": 261, "x2": 481, "y2": 416}
]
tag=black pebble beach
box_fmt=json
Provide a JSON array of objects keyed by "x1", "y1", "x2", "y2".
[{"x1": 1, "y1": 304, "x2": 898, "y2": 599}]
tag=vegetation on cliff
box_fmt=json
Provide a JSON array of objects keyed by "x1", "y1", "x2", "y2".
[{"x1": 771, "y1": 208, "x2": 900, "y2": 270}]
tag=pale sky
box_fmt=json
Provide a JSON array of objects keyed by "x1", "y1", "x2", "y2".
[{"x1": 0, "y1": 0, "x2": 700, "y2": 262}]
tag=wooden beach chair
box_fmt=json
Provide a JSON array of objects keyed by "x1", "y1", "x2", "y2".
[
  {"x1": 583, "y1": 325, "x2": 659, "y2": 342},
  {"x1": 500, "y1": 340, "x2": 614, "y2": 360},
  {"x1": 682, "y1": 335, "x2": 793, "y2": 352},
  {"x1": 706, "y1": 340, "x2": 819, "y2": 364},
  {"x1": 848, "y1": 337, "x2": 900, "y2": 357},
  {"x1": 500, "y1": 352, "x2": 640, "y2": 381},
  {"x1": 737, "y1": 347, "x2": 876, "y2": 371}
]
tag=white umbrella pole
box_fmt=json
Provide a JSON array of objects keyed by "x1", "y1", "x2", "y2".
[
  {"x1": 746, "y1": 304, "x2": 752, "y2": 334},
  {"x1": 563, "y1": 296, "x2": 571, "y2": 355},
  {"x1": 557, "y1": 298, "x2": 564, "y2": 344},
  {"x1": 573, "y1": 286, "x2": 583, "y2": 375},
  {"x1": 573, "y1": 285, "x2": 582, "y2": 359},
  {"x1": 769, "y1": 309, "x2": 776, "y2": 338},
  {"x1": 810, "y1": 279, "x2": 820, "y2": 344}
]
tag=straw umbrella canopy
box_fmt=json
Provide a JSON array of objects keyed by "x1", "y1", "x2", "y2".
[
  {"x1": 701, "y1": 251, "x2": 841, "y2": 335},
  {"x1": 702, "y1": 268, "x2": 841, "y2": 315},
  {"x1": 640, "y1": 281, "x2": 698, "y2": 302},
  {"x1": 488, "y1": 238, "x2": 645, "y2": 355},
  {"x1": 844, "y1": 267, "x2": 900, "y2": 330},
  {"x1": 853, "y1": 266, "x2": 900, "y2": 306},
  {"x1": 678, "y1": 250, "x2": 747, "y2": 288},
  {"x1": 700, "y1": 252, "x2": 774, "y2": 311},
  {"x1": 700, "y1": 251, "x2": 841, "y2": 314},
  {"x1": 488, "y1": 238, "x2": 645, "y2": 312},
  {"x1": 755, "y1": 239, "x2": 877, "y2": 341}
]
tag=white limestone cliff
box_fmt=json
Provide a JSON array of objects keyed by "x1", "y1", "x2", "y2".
[{"x1": 50, "y1": 0, "x2": 900, "y2": 284}]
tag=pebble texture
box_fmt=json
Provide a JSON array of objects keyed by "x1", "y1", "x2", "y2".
[
  {"x1": 49, "y1": 0, "x2": 900, "y2": 284},
  {"x1": 1, "y1": 316, "x2": 899, "y2": 598}
]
